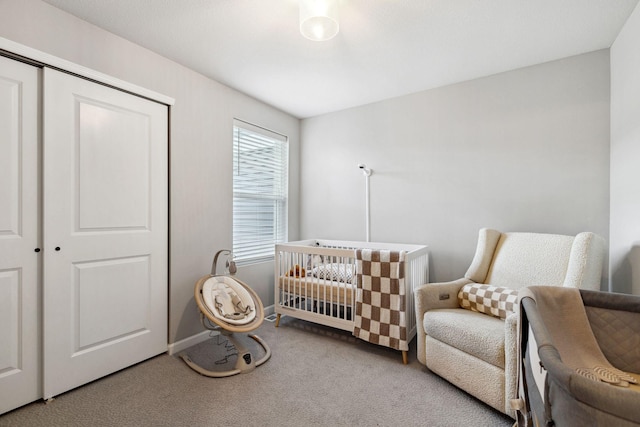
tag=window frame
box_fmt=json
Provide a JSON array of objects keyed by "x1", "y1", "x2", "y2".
[{"x1": 232, "y1": 119, "x2": 289, "y2": 265}]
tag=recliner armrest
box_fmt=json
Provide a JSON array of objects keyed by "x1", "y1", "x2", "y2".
[
  {"x1": 504, "y1": 311, "x2": 519, "y2": 418},
  {"x1": 414, "y1": 278, "x2": 472, "y2": 313},
  {"x1": 414, "y1": 278, "x2": 472, "y2": 365}
]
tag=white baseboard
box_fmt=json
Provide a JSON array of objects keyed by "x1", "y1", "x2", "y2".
[
  {"x1": 264, "y1": 304, "x2": 274, "y2": 316},
  {"x1": 167, "y1": 304, "x2": 276, "y2": 356},
  {"x1": 168, "y1": 330, "x2": 213, "y2": 356}
]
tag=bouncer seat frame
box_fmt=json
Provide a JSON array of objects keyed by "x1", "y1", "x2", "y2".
[{"x1": 181, "y1": 250, "x2": 271, "y2": 377}]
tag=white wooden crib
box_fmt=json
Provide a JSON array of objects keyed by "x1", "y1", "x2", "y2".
[{"x1": 274, "y1": 239, "x2": 429, "y2": 361}]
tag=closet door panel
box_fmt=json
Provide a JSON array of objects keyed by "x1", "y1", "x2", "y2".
[
  {"x1": 77, "y1": 99, "x2": 150, "y2": 230},
  {"x1": 0, "y1": 56, "x2": 40, "y2": 414},
  {"x1": 74, "y1": 256, "x2": 150, "y2": 348},
  {"x1": 43, "y1": 68, "x2": 168, "y2": 399}
]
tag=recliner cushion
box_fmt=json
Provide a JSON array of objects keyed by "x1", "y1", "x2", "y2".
[
  {"x1": 424, "y1": 308, "x2": 505, "y2": 368},
  {"x1": 485, "y1": 233, "x2": 574, "y2": 288}
]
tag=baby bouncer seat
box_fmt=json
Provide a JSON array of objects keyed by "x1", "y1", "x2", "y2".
[{"x1": 181, "y1": 250, "x2": 271, "y2": 377}]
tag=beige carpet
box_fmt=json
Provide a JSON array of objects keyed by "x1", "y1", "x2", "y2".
[{"x1": 0, "y1": 316, "x2": 513, "y2": 426}]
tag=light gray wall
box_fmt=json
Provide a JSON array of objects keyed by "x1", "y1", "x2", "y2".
[
  {"x1": 610, "y1": 2, "x2": 640, "y2": 294},
  {"x1": 301, "y1": 51, "x2": 610, "y2": 285},
  {"x1": 0, "y1": 0, "x2": 301, "y2": 343}
]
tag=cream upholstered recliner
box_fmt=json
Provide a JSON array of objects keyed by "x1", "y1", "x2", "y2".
[{"x1": 414, "y1": 228, "x2": 605, "y2": 418}]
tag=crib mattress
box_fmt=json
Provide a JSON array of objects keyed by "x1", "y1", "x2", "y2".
[{"x1": 278, "y1": 276, "x2": 354, "y2": 305}]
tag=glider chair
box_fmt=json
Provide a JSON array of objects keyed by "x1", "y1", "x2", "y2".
[{"x1": 414, "y1": 228, "x2": 605, "y2": 417}]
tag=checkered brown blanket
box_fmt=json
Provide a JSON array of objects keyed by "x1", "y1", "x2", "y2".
[{"x1": 353, "y1": 249, "x2": 408, "y2": 351}]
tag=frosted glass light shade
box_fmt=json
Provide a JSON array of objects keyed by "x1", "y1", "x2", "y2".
[{"x1": 300, "y1": 0, "x2": 339, "y2": 41}]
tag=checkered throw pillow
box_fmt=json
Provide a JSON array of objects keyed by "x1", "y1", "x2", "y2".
[{"x1": 458, "y1": 283, "x2": 519, "y2": 319}]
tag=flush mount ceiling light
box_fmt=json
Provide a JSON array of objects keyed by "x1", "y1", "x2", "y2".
[{"x1": 300, "y1": 0, "x2": 339, "y2": 41}]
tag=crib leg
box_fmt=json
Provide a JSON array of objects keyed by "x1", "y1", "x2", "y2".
[
  {"x1": 402, "y1": 351, "x2": 408, "y2": 365},
  {"x1": 275, "y1": 313, "x2": 281, "y2": 327}
]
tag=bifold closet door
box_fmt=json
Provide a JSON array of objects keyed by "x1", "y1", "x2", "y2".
[
  {"x1": 42, "y1": 68, "x2": 168, "y2": 399},
  {"x1": 0, "y1": 56, "x2": 40, "y2": 414}
]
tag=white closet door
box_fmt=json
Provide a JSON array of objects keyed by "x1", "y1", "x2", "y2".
[
  {"x1": 42, "y1": 68, "x2": 168, "y2": 399},
  {"x1": 0, "y1": 56, "x2": 40, "y2": 414}
]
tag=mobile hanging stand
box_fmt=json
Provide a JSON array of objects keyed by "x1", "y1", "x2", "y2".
[{"x1": 358, "y1": 164, "x2": 373, "y2": 242}]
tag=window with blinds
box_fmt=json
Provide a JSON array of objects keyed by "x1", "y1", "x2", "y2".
[{"x1": 232, "y1": 119, "x2": 289, "y2": 264}]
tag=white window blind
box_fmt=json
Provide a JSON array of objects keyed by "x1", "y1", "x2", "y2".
[{"x1": 233, "y1": 119, "x2": 288, "y2": 264}]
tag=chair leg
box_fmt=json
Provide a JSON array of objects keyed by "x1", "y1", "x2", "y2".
[
  {"x1": 402, "y1": 350, "x2": 408, "y2": 365},
  {"x1": 275, "y1": 313, "x2": 281, "y2": 327}
]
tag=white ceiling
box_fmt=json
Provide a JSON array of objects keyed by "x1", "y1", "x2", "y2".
[{"x1": 43, "y1": 0, "x2": 639, "y2": 118}]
